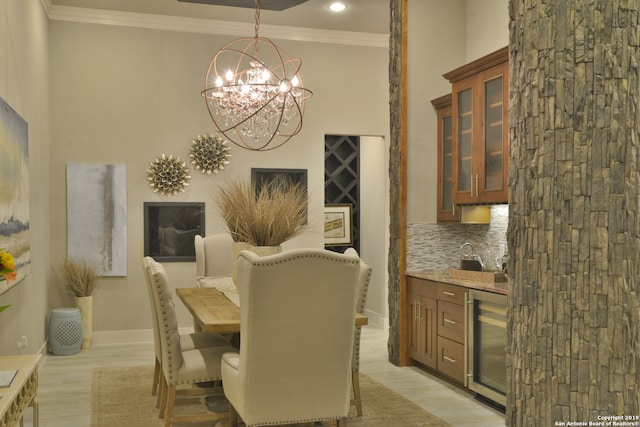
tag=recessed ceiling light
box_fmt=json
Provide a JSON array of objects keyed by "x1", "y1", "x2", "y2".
[{"x1": 329, "y1": 2, "x2": 347, "y2": 12}]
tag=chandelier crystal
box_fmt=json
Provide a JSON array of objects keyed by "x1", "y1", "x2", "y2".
[{"x1": 202, "y1": 0, "x2": 313, "y2": 151}]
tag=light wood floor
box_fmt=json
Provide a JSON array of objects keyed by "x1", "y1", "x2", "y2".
[{"x1": 23, "y1": 327, "x2": 505, "y2": 427}]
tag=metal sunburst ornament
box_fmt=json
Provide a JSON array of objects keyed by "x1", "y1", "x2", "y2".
[
  {"x1": 146, "y1": 153, "x2": 191, "y2": 197},
  {"x1": 189, "y1": 134, "x2": 231, "y2": 175}
]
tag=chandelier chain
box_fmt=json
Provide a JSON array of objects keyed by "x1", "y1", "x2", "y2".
[{"x1": 254, "y1": 0, "x2": 260, "y2": 38}]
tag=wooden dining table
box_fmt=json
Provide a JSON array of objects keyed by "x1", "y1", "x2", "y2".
[{"x1": 176, "y1": 287, "x2": 368, "y2": 334}]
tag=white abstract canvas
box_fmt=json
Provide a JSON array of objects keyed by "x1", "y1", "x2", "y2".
[{"x1": 67, "y1": 163, "x2": 127, "y2": 276}]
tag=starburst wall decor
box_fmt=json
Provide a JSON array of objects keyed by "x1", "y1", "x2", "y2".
[
  {"x1": 189, "y1": 134, "x2": 231, "y2": 175},
  {"x1": 146, "y1": 154, "x2": 191, "y2": 197}
]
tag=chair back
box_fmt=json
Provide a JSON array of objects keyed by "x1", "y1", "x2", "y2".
[
  {"x1": 194, "y1": 233, "x2": 233, "y2": 278},
  {"x1": 235, "y1": 248, "x2": 360, "y2": 425},
  {"x1": 146, "y1": 257, "x2": 184, "y2": 385},
  {"x1": 142, "y1": 257, "x2": 162, "y2": 362},
  {"x1": 344, "y1": 248, "x2": 372, "y2": 370}
]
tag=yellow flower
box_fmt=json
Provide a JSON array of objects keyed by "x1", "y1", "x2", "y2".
[{"x1": 0, "y1": 249, "x2": 16, "y2": 281}]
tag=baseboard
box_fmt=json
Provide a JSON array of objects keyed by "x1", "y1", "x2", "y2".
[
  {"x1": 78, "y1": 320, "x2": 389, "y2": 347},
  {"x1": 362, "y1": 309, "x2": 387, "y2": 329},
  {"x1": 90, "y1": 327, "x2": 197, "y2": 346}
]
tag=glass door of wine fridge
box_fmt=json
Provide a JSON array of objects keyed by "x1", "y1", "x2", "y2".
[{"x1": 467, "y1": 289, "x2": 507, "y2": 407}]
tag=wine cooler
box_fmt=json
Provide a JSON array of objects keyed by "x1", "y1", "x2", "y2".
[{"x1": 467, "y1": 289, "x2": 507, "y2": 407}]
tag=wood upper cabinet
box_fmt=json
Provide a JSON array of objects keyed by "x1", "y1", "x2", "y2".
[
  {"x1": 444, "y1": 47, "x2": 509, "y2": 205},
  {"x1": 431, "y1": 94, "x2": 460, "y2": 223}
]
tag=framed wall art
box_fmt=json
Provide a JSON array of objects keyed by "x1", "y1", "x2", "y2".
[
  {"x1": 67, "y1": 163, "x2": 128, "y2": 276},
  {"x1": 0, "y1": 96, "x2": 30, "y2": 294},
  {"x1": 324, "y1": 204, "x2": 353, "y2": 246},
  {"x1": 144, "y1": 202, "x2": 205, "y2": 262}
]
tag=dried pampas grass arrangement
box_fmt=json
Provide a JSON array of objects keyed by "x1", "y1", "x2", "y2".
[
  {"x1": 216, "y1": 179, "x2": 307, "y2": 246},
  {"x1": 58, "y1": 257, "x2": 100, "y2": 297}
]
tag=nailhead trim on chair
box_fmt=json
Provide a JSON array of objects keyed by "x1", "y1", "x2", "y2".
[
  {"x1": 150, "y1": 262, "x2": 225, "y2": 385},
  {"x1": 245, "y1": 251, "x2": 360, "y2": 267},
  {"x1": 245, "y1": 416, "x2": 346, "y2": 427}
]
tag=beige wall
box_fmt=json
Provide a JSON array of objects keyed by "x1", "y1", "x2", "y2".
[
  {"x1": 48, "y1": 20, "x2": 390, "y2": 339},
  {"x1": 0, "y1": 0, "x2": 51, "y2": 356},
  {"x1": 406, "y1": 0, "x2": 467, "y2": 224},
  {"x1": 406, "y1": 0, "x2": 509, "y2": 224},
  {"x1": 466, "y1": 0, "x2": 510, "y2": 62}
]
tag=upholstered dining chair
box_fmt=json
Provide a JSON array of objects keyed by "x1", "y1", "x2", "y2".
[
  {"x1": 221, "y1": 248, "x2": 360, "y2": 427},
  {"x1": 144, "y1": 257, "x2": 238, "y2": 427},
  {"x1": 194, "y1": 233, "x2": 233, "y2": 279},
  {"x1": 193, "y1": 233, "x2": 235, "y2": 334},
  {"x1": 142, "y1": 257, "x2": 230, "y2": 411},
  {"x1": 344, "y1": 247, "x2": 372, "y2": 416}
]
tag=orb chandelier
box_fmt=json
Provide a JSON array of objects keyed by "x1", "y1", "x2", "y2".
[{"x1": 201, "y1": 0, "x2": 313, "y2": 151}]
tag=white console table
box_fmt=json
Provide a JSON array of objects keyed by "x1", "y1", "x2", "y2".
[{"x1": 0, "y1": 354, "x2": 41, "y2": 427}]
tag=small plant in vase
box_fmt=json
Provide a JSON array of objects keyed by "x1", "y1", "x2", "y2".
[
  {"x1": 57, "y1": 257, "x2": 99, "y2": 348},
  {"x1": 216, "y1": 178, "x2": 308, "y2": 284}
]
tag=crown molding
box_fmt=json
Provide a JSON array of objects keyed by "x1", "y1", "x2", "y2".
[
  {"x1": 43, "y1": 2, "x2": 389, "y2": 49},
  {"x1": 39, "y1": 0, "x2": 53, "y2": 16}
]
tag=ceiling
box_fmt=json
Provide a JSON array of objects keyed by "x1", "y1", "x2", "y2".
[{"x1": 49, "y1": 0, "x2": 390, "y2": 35}]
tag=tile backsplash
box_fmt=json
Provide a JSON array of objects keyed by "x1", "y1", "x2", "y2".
[{"x1": 407, "y1": 205, "x2": 509, "y2": 272}]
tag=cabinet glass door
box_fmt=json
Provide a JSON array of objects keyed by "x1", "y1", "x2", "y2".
[
  {"x1": 441, "y1": 115, "x2": 453, "y2": 212},
  {"x1": 456, "y1": 88, "x2": 473, "y2": 193},
  {"x1": 483, "y1": 76, "x2": 504, "y2": 192}
]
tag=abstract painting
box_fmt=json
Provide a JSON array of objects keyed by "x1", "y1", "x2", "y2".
[
  {"x1": 67, "y1": 163, "x2": 127, "y2": 276},
  {"x1": 0, "y1": 97, "x2": 30, "y2": 294}
]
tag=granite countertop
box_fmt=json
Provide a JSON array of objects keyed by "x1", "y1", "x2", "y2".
[{"x1": 406, "y1": 270, "x2": 509, "y2": 295}]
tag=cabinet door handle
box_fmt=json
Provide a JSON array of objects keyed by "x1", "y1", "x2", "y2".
[
  {"x1": 415, "y1": 300, "x2": 421, "y2": 321},
  {"x1": 470, "y1": 175, "x2": 474, "y2": 196},
  {"x1": 442, "y1": 291, "x2": 456, "y2": 297},
  {"x1": 443, "y1": 355, "x2": 457, "y2": 364},
  {"x1": 443, "y1": 318, "x2": 457, "y2": 325},
  {"x1": 475, "y1": 174, "x2": 479, "y2": 197}
]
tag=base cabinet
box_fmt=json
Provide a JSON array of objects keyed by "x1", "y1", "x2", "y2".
[
  {"x1": 406, "y1": 277, "x2": 467, "y2": 386},
  {"x1": 437, "y1": 336, "x2": 465, "y2": 384},
  {"x1": 407, "y1": 277, "x2": 437, "y2": 369}
]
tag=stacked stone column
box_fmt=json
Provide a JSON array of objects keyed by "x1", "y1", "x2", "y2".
[{"x1": 507, "y1": 0, "x2": 640, "y2": 424}]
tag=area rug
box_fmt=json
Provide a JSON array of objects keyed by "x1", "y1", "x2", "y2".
[{"x1": 91, "y1": 365, "x2": 452, "y2": 427}]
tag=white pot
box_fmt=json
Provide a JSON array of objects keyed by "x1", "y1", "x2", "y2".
[
  {"x1": 248, "y1": 245, "x2": 283, "y2": 257},
  {"x1": 231, "y1": 241, "x2": 251, "y2": 288},
  {"x1": 75, "y1": 296, "x2": 93, "y2": 349}
]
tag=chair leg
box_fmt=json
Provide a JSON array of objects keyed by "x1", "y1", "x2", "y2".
[
  {"x1": 158, "y1": 377, "x2": 168, "y2": 418},
  {"x1": 337, "y1": 417, "x2": 348, "y2": 426},
  {"x1": 164, "y1": 386, "x2": 176, "y2": 427},
  {"x1": 152, "y1": 357, "x2": 160, "y2": 396},
  {"x1": 352, "y1": 368, "x2": 363, "y2": 416},
  {"x1": 229, "y1": 403, "x2": 239, "y2": 427}
]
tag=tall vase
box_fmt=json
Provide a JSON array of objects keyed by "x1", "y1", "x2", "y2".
[
  {"x1": 231, "y1": 241, "x2": 251, "y2": 289},
  {"x1": 75, "y1": 296, "x2": 93, "y2": 349},
  {"x1": 248, "y1": 245, "x2": 283, "y2": 257}
]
